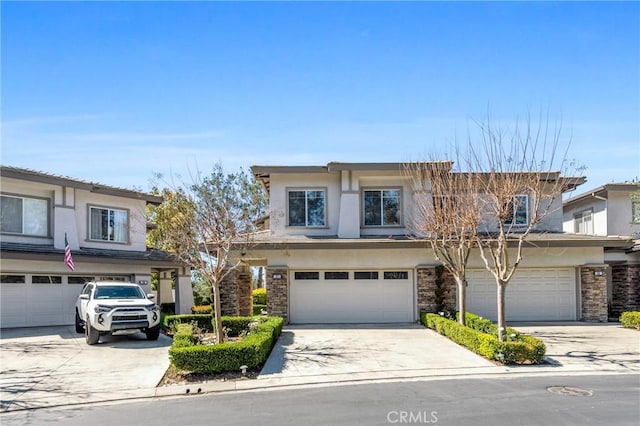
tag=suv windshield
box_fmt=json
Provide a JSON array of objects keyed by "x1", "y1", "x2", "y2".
[{"x1": 94, "y1": 285, "x2": 145, "y2": 300}]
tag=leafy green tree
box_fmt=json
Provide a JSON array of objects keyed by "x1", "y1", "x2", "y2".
[{"x1": 148, "y1": 163, "x2": 266, "y2": 343}]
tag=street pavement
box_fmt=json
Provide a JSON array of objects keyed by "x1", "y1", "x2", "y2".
[{"x1": 1, "y1": 322, "x2": 639, "y2": 413}]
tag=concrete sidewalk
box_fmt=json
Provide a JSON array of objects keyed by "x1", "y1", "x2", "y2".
[{"x1": 2, "y1": 322, "x2": 639, "y2": 413}]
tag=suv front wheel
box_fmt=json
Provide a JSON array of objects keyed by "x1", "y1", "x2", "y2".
[
  {"x1": 85, "y1": 316, "x2": 100, "y2": 345},
  {"x1": 145, "y1": 325, "x2": 160, "y2": 341}
]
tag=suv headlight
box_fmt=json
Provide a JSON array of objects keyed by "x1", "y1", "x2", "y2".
[
  {"x1": 145, "y1": 304, "x2": 159, "y2": 312},
  {"x1": 94, "y1": 305, "x2": 112, "y2": 313}
]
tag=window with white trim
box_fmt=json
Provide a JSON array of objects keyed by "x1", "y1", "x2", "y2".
[
  {"x1": 505, "y1": 195, "x2": 529, "y2": 226},
  {"x1": 363, "y1": 189, "x2": 401, "y2": 226},
  {"x1": 0, "y1": 195, "x2": 49, "y2": 236},
  {"x1": 574, "y1": 210, "x2": 593, "y2": 235},
  {"x1": 89, "y1": 206, "x2": 129, "y2": 242},
  {"x1": 288, "y1": 189, "x2": 326, "y2": 227}
]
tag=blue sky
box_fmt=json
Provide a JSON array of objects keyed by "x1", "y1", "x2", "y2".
[{"x1": 2, "y1": 1, "x2": 638, "y2": 195}]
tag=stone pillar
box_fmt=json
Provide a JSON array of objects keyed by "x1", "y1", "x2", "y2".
[
  {"x1": 237, "y1": 267, "x2": 253, "y2": 317},
  {"x1": 416, "y1": 267, "x2": 436, "y2": 314},
  {"x1": 416, "y1": 266, "x2": 456, "y2": 315},
  {"x1": 611, "y1": 263, "x2": 640, "y2": 317},
  {"x1": 219, "y1": 269, "x2": 239, "y2": 316},
  {"x1": 158, "y1": 270, "x2": 174, "y2": 305},
  {"x1": 266, "y1": 267, "x2": 288, "y2": 322},
  {"x1": 580, "y1": 264, "x2": 609, "y2": 322}
]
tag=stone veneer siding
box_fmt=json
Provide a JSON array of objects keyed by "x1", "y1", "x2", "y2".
[
  {"x1": 219, "y1": 269, "x2": 239, "y2": 316},
  {"x1": 218, "y1": 267, "x2": 254, "y2": 317},
  {"x1": 580, "y1": 265, "x2": 608, "y2": 322},
  {"x1": 611, "y1": 263, "x2": 640, "y2": 317},
  {"x1": 266, "y1": 267, "x2": 289, "y2": 322},
  {"x1": 416, "y1": 266, "x2": 456, "y2": 314},
  {"x1": 237, "y1": 270, "x2": 253, "y2": 317}
]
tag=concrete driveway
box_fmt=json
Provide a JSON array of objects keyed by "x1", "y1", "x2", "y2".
[
  {"x1": 0, "y1": 326, "x2": 171, "y2": 412},
  {"x1": 512, "y1": 322, "x2": 640, "y2": 372},
  {"x1": 259, "y1": 324, "x2": 496, "y2": 384}
]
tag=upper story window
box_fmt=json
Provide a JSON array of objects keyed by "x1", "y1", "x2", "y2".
[
  {"x1": 363, "y1": 189, "x2": 400, "y2": 227},
  {"x1": 505, "y1": 195, "x2": 529, "y2": 226},
  {"x1": 574, "y1": 210, "x2": 593, "y2": 235},
  {"x1": 89, "y1": 206, "x2": 129, "y2": 243},
  {"x1": 288, "y1": 189, "x2": 326, "y2": 227},
  {"x1": 633, "y1": 202, "x2": 640, "y2": 224},
  {"x1": 0, "y1": 194, "x2": 49, "y2": 236}
]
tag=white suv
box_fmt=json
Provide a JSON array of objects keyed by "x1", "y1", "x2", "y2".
[{"x1": 75, "y1": 281, "x2": 161, "y2": 345}]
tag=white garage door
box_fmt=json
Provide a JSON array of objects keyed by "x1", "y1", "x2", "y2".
[
  {"x1": 1, "y1": 274, "x2": 130, "y2": 328},
  {"x1": 290, "y1": 270, "x2": 415, "y2": 324},
  {"x1": 466, "y1": 268, "x2": 577, "y2": 321}
]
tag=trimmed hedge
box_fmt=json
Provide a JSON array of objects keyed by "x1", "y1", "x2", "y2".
[
  {"x1": 169, "y1": 316, "x2": 284, "y2": 373},
  {"x1": 253, "y1": 304, "x2": 267, "y2": 315},
  {"x1": 422, "y1": 312, "x2": 545, "y2": 364},
  {"x1": 163, "y1": 314, "x2": 214, "y2": 332},
  {"x1": 253, "y1": 288, "x2": 267, "y2": 305},
  {"x1": 620, "y1": 311, "x2": 640, "y2": 330},
  {"x1": 459, "y1": 312, "x2": 522, "y2": 339},
  {"x1": 163, "y1": 314, "x2": 268, "y2": 336}
]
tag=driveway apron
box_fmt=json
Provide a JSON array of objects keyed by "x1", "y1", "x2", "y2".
[
  {"x1": 513, "y1": 322, "x2": 640, "y2": 372},
  {"x1": 0, "y1": 326, "x2": 171, "y2": 412},
  {"x1": 259, "y1": 324, "x2": 495, "y2": 380}
]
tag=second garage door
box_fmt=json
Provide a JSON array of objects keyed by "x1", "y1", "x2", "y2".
[
  {"x1": 290, "y1": 270, "x2": 415, "y2": 324},
  {"x1": 466, "y1": 268, "x2": 577, "y2": 321}
]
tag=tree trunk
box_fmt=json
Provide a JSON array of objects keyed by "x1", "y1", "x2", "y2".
[
  {"x1": 496, "y1": 280, "x2": 507, "y2": 342},
  {"x1": 456, "y1": 277, "x2": 467, "y2": 326},
  {"x1": 212, "y1": 281, "x2": 224, "y2": 343}
]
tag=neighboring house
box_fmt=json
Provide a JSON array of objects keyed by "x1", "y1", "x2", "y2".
[
  {"x1": 216, "y1": 162, "x2": 630, "y2": 324},
  {"x1": 0, "y1": 166, "x2": 193, "y2": 328},
  {"x1": 563, "y1": 182, "x2": 640, "y2": 316}
]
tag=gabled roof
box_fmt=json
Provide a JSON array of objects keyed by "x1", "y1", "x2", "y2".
[
  {"x1": 0, "y1": 165, "x2": 163, "y2": 204},
  {"x1": 564, "y1": 182, "x2": 640, "y2": 207}
]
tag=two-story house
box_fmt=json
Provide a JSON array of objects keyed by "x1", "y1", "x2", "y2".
[
  {"x1": 232, "y1": 162, "x2": 629, "y2": 324},
  {"x1": 563, "y1": 182, "x2": 640, "y2": 316},
  {"x1": 0, "y1": 166, "x2": 193, "y2": 328}
]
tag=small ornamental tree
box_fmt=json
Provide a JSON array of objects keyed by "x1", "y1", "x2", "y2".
[
  {"x1": 405, "y1": 160, "x2": 480, "y2": 326},
  {"x1": 464, "y1": 115, "x2": 584, "y2": 341},
  {"x1": 148, "y1": 164, "x2": 266, "y2": 343}
]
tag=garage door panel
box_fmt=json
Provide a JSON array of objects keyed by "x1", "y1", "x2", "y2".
[
  {"x1": 467, "y1": 268, "x2": 576, "y2": 321},
  {"x1": 291, "y1": 271, "x2": 414, "y2": 324}
]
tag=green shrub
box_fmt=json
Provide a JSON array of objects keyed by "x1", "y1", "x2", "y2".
[
  {"x1": 163, "y1": 314, "x2": 214, "y2": 332},
  {"x1": 253, "y1": 288, "x2": 267, "y2": 305},
  {"x1": 458, "y1": 312, "x2": 522, "y2": 340},
  {"x1": 219, "y1": 316, "x2": 259, "y2": 337},
  {"x1": 253, "y1": 304, "x2": 267, "y2": 315},
  {"x1": 620, "y1": 311, "x2": 640, "y2": 330},
  {"x1": 169, "y1": 316, "x2": 284, "y2": 373},
  {"x1": 421, "y1": 312, "x2": 545, "y2": 364},
  {"x1": 191, "y1": 305, "x2": 213, "y2": 315},
  {"x1": 172, "y1": 323, "x2": 196, "y2": 348}
]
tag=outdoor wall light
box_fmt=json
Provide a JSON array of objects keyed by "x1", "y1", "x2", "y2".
[{"x1": 272, "y1": 273, "x2": 283, "y2": 279}]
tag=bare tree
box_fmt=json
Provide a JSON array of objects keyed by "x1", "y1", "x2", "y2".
[
  {"x1": 405, "y1": 159, "x2": 480, "y2": 325},
  {"x1": 148, "y1": 164, "x2": 266, "y2": 343},
  {"x1": 463, "y1": 115, "x2": 583, "y2": 341}
]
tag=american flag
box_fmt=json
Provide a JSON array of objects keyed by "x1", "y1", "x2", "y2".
[{"x1": 64, "y1": 233, "x2": 75, "y2": 271}]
